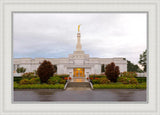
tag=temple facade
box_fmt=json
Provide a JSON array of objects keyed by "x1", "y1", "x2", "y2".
[{"x1": 13, "y1": 26, "x2": 127, "y2": 78}]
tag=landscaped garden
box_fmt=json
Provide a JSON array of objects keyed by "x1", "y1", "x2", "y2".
[
  {"x1": 14, "y1": 73, "x2": 70, "y2": 89},
  {"x1": 88, "y1": 62, "x2": 146, "y2": 89},
  {"x1": 14, "y1": 61, "x2": 146, "y2": 89},
  {"x1": 14, "y1": 60, "x2": 70, "y2": 89}
]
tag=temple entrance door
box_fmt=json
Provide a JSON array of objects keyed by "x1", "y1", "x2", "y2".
[{"x1": 73, "y1": 68, "x2": 85, "y2": 77}]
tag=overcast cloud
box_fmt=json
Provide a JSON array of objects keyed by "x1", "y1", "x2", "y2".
[{"x1": 13, "y1": 13, "x2": 147, "y2": 64}]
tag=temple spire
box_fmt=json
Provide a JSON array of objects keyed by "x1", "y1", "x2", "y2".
[{"x1": 76, "y1": 25, "x2": 82, "y2": 51}]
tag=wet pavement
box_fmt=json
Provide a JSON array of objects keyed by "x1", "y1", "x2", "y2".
[{"x1": 14, "y1": 88, "x2": 146, "y2": 102}]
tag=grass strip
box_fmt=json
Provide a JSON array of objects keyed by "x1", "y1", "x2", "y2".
[
  {"x1": 93, "y1": 83, "x2": 146, "y2": 89},
  {"x1": 14, "y1": 83, "x2": 64, "y2": 89}
]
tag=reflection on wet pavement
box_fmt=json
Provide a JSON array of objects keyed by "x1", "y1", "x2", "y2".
[{"x1": 14, "y1": 88, "x2": 146, "y2": 102}]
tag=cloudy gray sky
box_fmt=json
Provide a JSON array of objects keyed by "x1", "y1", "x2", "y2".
[{"x1": 13, "y1": 13, "x2": 147, "y2": 64}]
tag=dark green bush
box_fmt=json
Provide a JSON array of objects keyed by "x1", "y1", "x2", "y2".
[
  {"x1": 37, "y1": 60, "x2": 54, "y2": 83},
  {"x1": 136, "y1": 77, "x2": 146, "y2": 83},
  {"x1": 14, "y1": 77, "x2": 22, "y2": 83}
]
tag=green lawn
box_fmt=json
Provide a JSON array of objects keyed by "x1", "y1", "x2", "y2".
[
  {"x1": 93, "y1": 82, "x2": 146, "y2": 89},
  {"x1": 14, "y1": 82, "x2": 64, "y2": 89}
]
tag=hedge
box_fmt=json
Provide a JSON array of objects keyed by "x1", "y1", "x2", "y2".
[
  {"x1": 54, "y1": 74, "x2": 69, "y2": 79},
  {"x1": 14, "y1": 77, "x2": 22, "y2": 83},
  {"x1": 89, "y1": 75, "x2": 106, "y2": 79},
  {"x1": 135, "y1": 77, "x2": 146, "y2": 83}
]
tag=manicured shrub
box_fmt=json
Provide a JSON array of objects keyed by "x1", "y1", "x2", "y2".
[
  {"x1": 118, "y1": 72, "x2": 139, "y2": 84},
  {"x1": 99, "y1": 78, "x2": 110, "y2": 84},
  {"x1": 19, "y1": 77, "x2": 40, "y2": 85},
  {"x1": 19, "y1": 79, "x2": 30, "y2": 85},
  {"x1": 117, "y1": 77, "x2": 126, "y2": 82},
  {"x1": 120, "y1": 72, "x2": 137, "y2": 78},
  {"x1": 30, "y1": 77, "x2": 40, "y2": 84},
  {"x1": 105, "y1": 62, "x2": 120, "y2": 82},
  {"x1": 37, "y1": 60, "x2": 55, "y2": 83},
  {"x1": 91, "y1": 79, "x2": 100, "y2": 84},
  {"x1": 118, "y1": 77, "x2": 138, "y2": 84},
  {"x1": 129, "y1": 78, "x2": 138, "y2": 84},
  {"x1": 91, "y1": 78, "x2": 110, "y2": 84},
  {"x1": 22, "y1": 72, "x2": 37, "y2": 79},
  {"x1": 59, "y1": 79, "x2": 66, "y2": 84},
  {"x1": 48, "y1": 77, "x2": 61, "y2": 85}
]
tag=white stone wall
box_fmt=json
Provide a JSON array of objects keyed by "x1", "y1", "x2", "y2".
[
  {"x1": 13, "y1": 57, "x2": 127, "y2": 75},
  {"x1": 137, "y1": 73, "x2": 147, "y2": 77}
]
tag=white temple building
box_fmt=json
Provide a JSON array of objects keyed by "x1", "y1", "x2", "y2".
[{"x1": 13, "y1": 25, "x2": 127, "y2": 78}]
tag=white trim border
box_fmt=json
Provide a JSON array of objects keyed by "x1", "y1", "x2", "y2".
[{"x1": 0, "y1": 0, "x2": 160, "y2": 115}]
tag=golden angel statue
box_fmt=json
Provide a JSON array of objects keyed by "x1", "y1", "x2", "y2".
[{"x1": 78, "y1": 24, "x2": 81, "y2": 32}]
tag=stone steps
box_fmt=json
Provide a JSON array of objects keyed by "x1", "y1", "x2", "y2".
[{"x1": 67, "y1": 82, "x2": 91, "y2": 88}]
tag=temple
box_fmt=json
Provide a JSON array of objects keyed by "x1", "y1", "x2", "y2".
[{"x1": 13, "y1": 25, "x2": 127, "y2": 78}]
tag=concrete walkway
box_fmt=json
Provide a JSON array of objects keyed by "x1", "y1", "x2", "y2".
[
  {"x1": 70, "y1": 77, "x2": 88, "y2": 82},
  {"x1": 67, "y1": 78, "x2": 90, "y2": 88}
]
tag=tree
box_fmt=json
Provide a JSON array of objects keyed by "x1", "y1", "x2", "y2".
[
  {"x1": 37, "y1": 60, "x2": 54, "y2": 83},
  {"x1": 127, "y1": 60, "x2": 143, "y2": 72},
  {"x1": 138, "y1": 50, "x2": 147, "y2": 72},
  {"x1": 105, "y1": 62, "x2": 120, "y2": 82},
  {"x1": 16, "y1": 67, "x2": 26, "y2": 73},
  {"x1": 101, "y1": 64, "x2": 105, "y2": 73}
]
